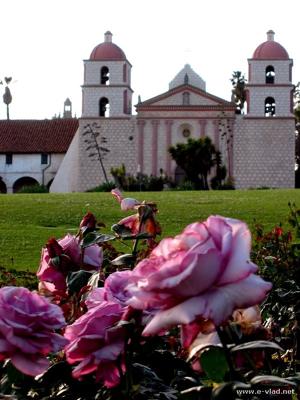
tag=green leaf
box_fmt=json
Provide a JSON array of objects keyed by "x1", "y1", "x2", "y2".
[
  {"x1": 121, "y1": 232, "x2": 153, "y2": 240},
  {"x1": 67, "y1": 270, "x2": 94, "y2": 294},
  {"x1": 199, "y1": 346, "x2": 229, "y2": 383},
  {"x1": 231, "y1": 340, "x2": 283, "y2": 353},
  {"x1": 50, "y1": 256, "x2": 61, "y2": 267},
  {"x1": 111, "y1": 253, "x2": 136, "y2": 266},
  {"x1": 111, "y1": 223, "x2": 133, "y2": 237},
  {"x1": 188, "y1": 344, "x2": 222, "y2": 361},
  {"x1": 81, "y1": 232, "x2": 115, "y2": 248},
  {"x1": 250, "y1": 375, "x2": 297, "y2": 387},
  {"x1": 180, "y1": 386, "x2": 211, "y2": 400},
  {"x1": 87, "y1": 271, "x2": 100, "y2": 288}
]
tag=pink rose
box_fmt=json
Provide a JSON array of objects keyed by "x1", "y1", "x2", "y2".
[
  {"x1": 111, "y1": 188, "x2": 161, "y2": 243},
  {"x1": 64, "y1": 301, "x2": 126, "y2": 388},
  {"x1": 117, "y1": 214, "x2": 140, "y2": 235},
  {"x1": 79, "y1": 212, "x2": 97, "y2": 231},
  {"x1": 86, "y1": 270, "x2": 132, "y2": 309},
  {"x1": 0, "y1": 286, "x2": 68, "y2": 376},
  {"x1": 126, "y1": 216, "x2": 272, "y2": 342},
  {"x1": 111, "y1": 188, "x2": 140, "y2": 211},
  {"x1": 37, "y1": 234, "x2": 103, "y2": 291}
]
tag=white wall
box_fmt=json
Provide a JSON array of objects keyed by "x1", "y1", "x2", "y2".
[{"x1": 0, "y1": 153, "x2": 64, "y2": 193}]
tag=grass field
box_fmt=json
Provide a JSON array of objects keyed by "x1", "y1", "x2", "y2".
[{"x1": 0, "y1": 189, "x2": 300, "y2": 272}]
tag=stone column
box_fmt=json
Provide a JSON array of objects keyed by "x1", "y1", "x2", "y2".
[
  {"x1": 151, "y1": 120, "x2": 160, "y2": 176},
  {"x1": 137, "y1": 119, "x2": 146, "y2": 173},
  {"x1": 213, "y1": 119, "x2": 220, "y2": 151},
  {"x1": 165, "y1": 120, "x2": 173, "y2": 176},
  {"x1": 198, "y1": 119, "x2": 207, "y2": 138},
  {"x1": 227, "y1": 119, "x2": 234, "y2": 179}
]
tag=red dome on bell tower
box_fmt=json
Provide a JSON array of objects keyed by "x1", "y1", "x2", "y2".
[
  {"x1": 90, "y1": 31, "x2": 127, "y2": 61},
  {"x1": 252, "y1": 30, "x2": 289, "y2": 60}
]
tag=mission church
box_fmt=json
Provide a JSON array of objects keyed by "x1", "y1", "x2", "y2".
[
  {"x1": 50, "y1": 30, "x2": 295, "y2": 192},
  {"x1": 0, "y1": 30, "x2": 295, "y2": 192}
]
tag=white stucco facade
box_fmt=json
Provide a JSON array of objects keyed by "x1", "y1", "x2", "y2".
[{"x1": 0, "y1": 153, "x2": 64, "y2": 193}]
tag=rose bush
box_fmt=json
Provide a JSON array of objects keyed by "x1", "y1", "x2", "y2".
[
  {"x1": 1, "y1": 195, "x2": 298, "y2": 400},
  {"x1": 0, "y1": 286, "x2": 68, "y2": 376},
  {"x1": 125, "y1": 215, "x2": 272, "y2": 346}
]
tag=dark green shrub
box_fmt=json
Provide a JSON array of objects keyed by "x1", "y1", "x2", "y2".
[
  {"x1": 17, "y1": 184, "x2": 48, "y2": 193},
  {"x1": 86, "y1": 181, "x2": 116, "y2": 192}
]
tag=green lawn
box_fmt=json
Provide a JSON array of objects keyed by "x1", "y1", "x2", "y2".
[{"x1": 0, "y1": 189, "x2": 299, "y2": 272}]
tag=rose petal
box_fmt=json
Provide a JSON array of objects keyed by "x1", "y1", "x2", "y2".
[
  {"x1": 142, "y1": 274, "x2": 271, "y2": 336},
  {"x1": 10, "y1": 353, "x2": 50, "y2": 376}
]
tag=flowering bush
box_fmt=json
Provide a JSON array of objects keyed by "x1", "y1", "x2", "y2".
[{"x1": 0, "y1": 192, "x2": 299, "y2": 400}]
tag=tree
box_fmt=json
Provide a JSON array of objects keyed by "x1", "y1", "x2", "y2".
[
  {"x1": 0, "y1": 77, "x2": 13, "y2": 120},
  {"x1": 230, "y1": 71, "x2": 247, "y2": 114},
  {"x1": 169, "y1": 137, "x2": 217, "y2": 190},
  {"x1": 82, "y1": 123, "x2": 110, "y2": 184},
  {"x1": 293, "y1": 82, "x2": 300, "y2": 187}
]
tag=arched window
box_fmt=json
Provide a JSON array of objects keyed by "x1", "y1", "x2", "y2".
[
  {"x1": 99, "y1": 97, "x2": 109, "y2": 117},
  {"x1": 265, "y1": 66, "x2": 275, "y2": 84},
  {"x1": 123, "y1": 64, "x2": 127, "y2": 83},
  {"x1": 123, "y1": 90, "x2": 128, "y2": 114},
  {"x1": 265, "y1": 97, "x2": 276, "y2": 117},
  {"x1": 0, "y1": 177, "x2": 7, "y2": 194},
  {"x1": 183, "y1": 92, "x2": 190, "y2": 105},
  {"x1": 100, "y1": 66, "x2": 109, "y2": 85},
  {"x1": 13, "y1": 177, "x2": 39, "y2": 193}
]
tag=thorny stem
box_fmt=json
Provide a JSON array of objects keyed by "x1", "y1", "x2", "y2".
[{"x1": 216, "y1": 326, "x2": 236, "y2": 380}]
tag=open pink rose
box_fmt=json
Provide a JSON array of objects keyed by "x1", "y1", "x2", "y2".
[
  {"x1": 37, "y1": 234, "x2": 103, "y2": 291},
  {"x1": 126, "y1": 216, "x2": 272, "y2": 341},
  {"x1": 0, "y1": 286, "x2": 68, "y2": 376},
  {"x1": 64, "y1": 301, "x2": 126, "y2": 388}
]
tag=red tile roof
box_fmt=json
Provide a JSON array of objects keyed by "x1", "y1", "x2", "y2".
[{"x1": 0, "y1": 119, "x2": 78, "y2": 153}]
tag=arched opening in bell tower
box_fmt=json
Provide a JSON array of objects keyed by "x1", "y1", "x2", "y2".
[
  {"x1": 99, "y1": 97, "x2": 110, "y2": 117},
  {"x1": 100, "y1": 66, "x2": 110, "y2": 85},
  {"x1": 265, "y1": 66, "x2": 275, "y2": 84},
  {"x1": 265, "y1": 97, "x2": 276, "y2": 117}
]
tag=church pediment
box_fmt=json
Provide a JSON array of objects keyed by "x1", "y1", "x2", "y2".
[{"x1": 136, "y1": 84, "x2": 234, "y2": 111}]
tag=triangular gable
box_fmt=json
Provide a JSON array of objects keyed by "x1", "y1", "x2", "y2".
[{"x1": 136, "y1": 84, "x2": 233, "y2": 109}]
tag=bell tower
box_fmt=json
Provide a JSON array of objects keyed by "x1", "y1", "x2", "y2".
[
  {"x1": 233, "y1": 30, "x2": 295, "y2": 189},
  {"x1": 82, "y1": 31, "x2": 133, "y2": 118},
  {"x1": 246, "y1": 30, "x2": 294, "y2": 117}
]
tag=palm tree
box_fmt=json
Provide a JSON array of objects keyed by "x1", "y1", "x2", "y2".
[
  {"x1": 1, "y1": 77, "x2": 13, "y2": 120},
  {"x1": 230, "y1": 71, "x2": 246, "y2": 114}
]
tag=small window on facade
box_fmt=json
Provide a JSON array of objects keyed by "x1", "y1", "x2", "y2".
[
  {"x1": 41, "y1": 153, "x2": 48, "y2": 164},
  {"x1": 265, "y1": 97, "x2": 276, "y2": 117},
  {"x1": 123, "y1": 90, "x2": 128, "y2": 114},
  {"x1": 101, "y1": 66, "x2": 110, "y2": 85},
  {"x1": 265, "y1": 66, "x2": 275, "y2": 84},
  {"x1": 99, "y1": 97, "x2": 109, "y2": 117},
  {"x1": 183, "y1": 92, "x2": 190, "y2": 105},
  {"x1": 5, "y1": 153, "x2": 12, "y2": 165},
  {"x1": 123, "y1": 64, "x2": 127, "y2": 83}
]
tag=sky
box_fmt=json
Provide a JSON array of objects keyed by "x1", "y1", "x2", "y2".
[{"x1": 1, "y1": 0, "x2": 299, "y2": 120}]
